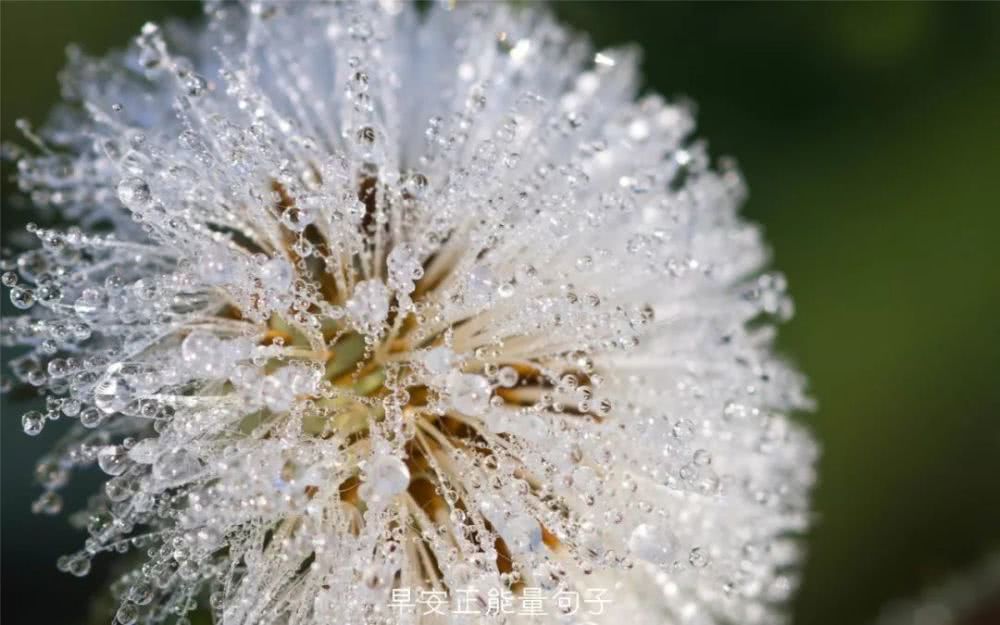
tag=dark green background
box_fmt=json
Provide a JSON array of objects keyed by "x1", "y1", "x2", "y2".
[{"x1": 2, "y1": 2, "x2": 998, "y2": 625}]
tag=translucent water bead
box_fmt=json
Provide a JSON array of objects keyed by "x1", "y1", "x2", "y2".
[
  {"x1": 447, "y1": 371, "x2": 492, "y2": 416},
  {"x1": 345, "y1": 279, "x2": 390, "y2": 336},
  {"x1": 628, "y1": 523, "x2": 678, "y2": 566},
  {"x1": 97, "y1": 445, "x2": 130, "y2": 476},
  {"x1": 93, "y1": 363, "x2": 140, "y2": 415},
  {"x1": 362, "y1": 454, "x2": 410, "y2": 506},
  {"x1": 21, "y1": 411, "x2": 45, "y2": 436}
]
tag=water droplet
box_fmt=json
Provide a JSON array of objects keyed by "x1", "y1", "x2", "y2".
[
  {"x1": 94, "y1": 363, "x2": 139, "y2": 415},
  {"x1": 129, "y1": 581, "x2": 154, "y2": 605},
  {"x1": 103, "y1": 474, "x2": 130, "y2": 501},
  {"x1": 138, "y1": 45, "x2": 162, "y2": 70},
  {"x1": 497, "y1": 367, "x2": 518, "y2": 388},
  {"x1": 117, "y1": 177, "x2": 152, "y2": 209},
  {"x1": 97, "y1": 445, "x2": 129, "y2": 476},
  {"x1": 35, "y1": 460, "x2": 67, "y2": 488},
  {"x1": 502, "y1": 514, "x2": 542, "y2": 552},
  {"x1": 280, "y1": 206, "x2": 315, "y2": 232},
  {"x1": 128, "y1": 439, "x2": 158, "y2": 464},
  {"x1": 345, "y1": 279, "x2": 390, "y2": 335},
  {"x1": 181, "y1": 331, "x2": 233, "y2": 379},
  {"x1": 350, "y1": 70, "x2": 369, "y2": 93},
  {"x1": 21, "y1": 411, "x2": 45, "y2": 436},
  {"x1": 66, "y1": 556, "x2": 91, "y2": 577},
  {"x1": 462, "y1": 265, "x2": 495, "y2": 308},
  {"x1": 116, "y1": 601, "x2": 139, "y2": 625},
  {"x1": 80, "y1": 407, "x2": 104, "y2": 428},
  {"x1": 672, "y1": 418, "x2": 695, "y2": 440},
  {"x1": 364, "y1": 454, "x2": 410, "y2": 502},
  {"x1": 628, "y1": 523, "x2": 676, "y2": 565},
  {"x1": 355, "y1": 126, "x2": 376, "y2": 148},
  {"x1": 184, "y1": 73, "x2": 208, "y2": 97},
  {"x1": 420, "y1": 347, "x2": 454, "y2": 376},
  {"x1": 448, "y1": 372, "x2": 491, "y2": 416},
  {"x1": 401, "y1": 172, "x2": 428, "y2": 198},
  {"x1": 260, "y1": 257, "x2": 293, "y2": 292},
  {"x1": 152, "y1": 448, "x2": 202, "y2": 483},
  {"x1": 497, "y1": 281, "x2": 515, "y2": 298},
  {"x1": 31, "y1": 491, "x2": 62, "y2": 515},
  {"x1": 10, "y1": 286, "x2": 35, "y2": 309},
  {"x1": 689, "y1": 546, "x2": 710, "y2": 568},
  {"x1": 47, "y1": 358, "x2": 68, "y2": 378},
  {"x1": 61, "y1": 398, "x2": 82, "y2": 417}
]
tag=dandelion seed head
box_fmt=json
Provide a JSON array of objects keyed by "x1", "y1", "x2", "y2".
[{"x1": 2, "y1": 3, "x2": 816, "y2": 625}]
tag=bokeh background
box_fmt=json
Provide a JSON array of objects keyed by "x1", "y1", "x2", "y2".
[{"x1": 2, "y1": 2, "x2": 999, "y2": 625}]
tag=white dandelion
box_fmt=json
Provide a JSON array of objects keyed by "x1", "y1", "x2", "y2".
[{"x1": 1, "y1": 2, "x2": 817, "y2": 625}]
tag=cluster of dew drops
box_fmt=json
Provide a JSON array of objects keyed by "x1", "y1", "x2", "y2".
[{"x1": 0, "y1": 4, "x2": 816, "y2": 625}]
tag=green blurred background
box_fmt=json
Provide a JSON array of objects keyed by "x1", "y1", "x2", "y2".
[{"x1": 2, "y1": 2, "x2": 998, "y2": 625}]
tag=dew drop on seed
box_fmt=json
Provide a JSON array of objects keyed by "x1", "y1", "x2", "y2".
[
  {"x1": 117, "y1": 177, "x2": 152, "y2": 209},
  {"x1": 10, "y1": 286, "x2": 35, "y2": 309},
  {"x1": 21, "y1": 411, "x2": 45, "y2": 436},
  {"x1": 97, "y1": 445, "x2": 129, "y2": 476},
  {"x1": 463, "y1": 265, "x2": 496, "y2": 308},
  {"x1": 79, "y1": 407, "x2": 104, "y2": 428},
  {"x1": 503, "y1": 514, "x2": 543, "y2": 552},
  {"x1": 365, "y1": 455, "x2": 410, "y2": 501},
  {"x1": 94, "y1": 363, "x2": 138, "y2": 415},
  {"x1": 689, "y1": 546, "x2": 710, "y2": 568},
  {"x1": 116, "y1": 602, "x2": 139, "y2": 625},
  {"x1": 448, "y1": 372, "x2": 491, "y2": 416},
  {"x1": 628, "y1": 523, "x2": 676, "y2": 566}
]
